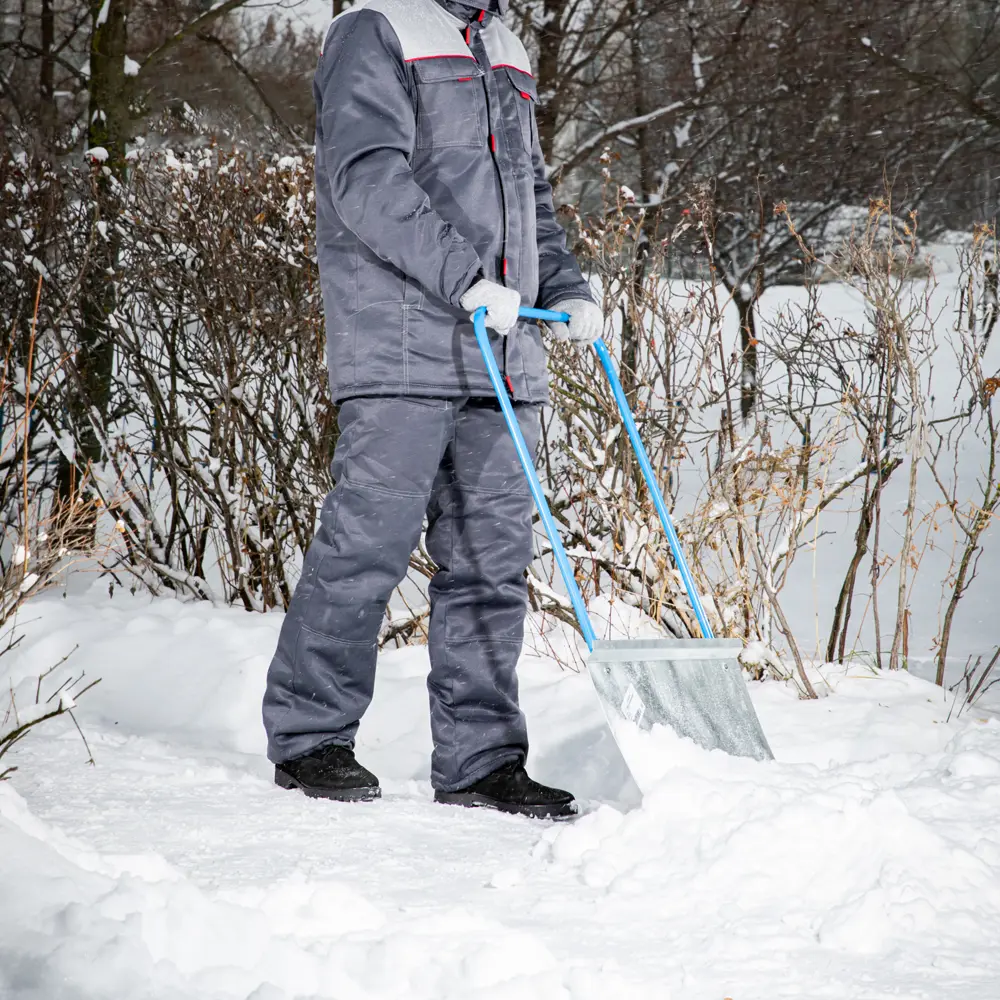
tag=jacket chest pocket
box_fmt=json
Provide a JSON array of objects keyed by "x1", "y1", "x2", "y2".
[
  {"x1": 412, "y1": 58, "x2": 486, "y2": 150},
  {"x1": 501, "y1": 66, "x2": 537, "y2": 155}
]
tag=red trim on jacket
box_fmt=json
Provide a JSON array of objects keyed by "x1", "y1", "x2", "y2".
[
  {"x1": 404, "y1": 53, "x2": 477, "y2": 63},
  {"x1": 491, "y1": 63, "x2": 534, "y2": 77}
]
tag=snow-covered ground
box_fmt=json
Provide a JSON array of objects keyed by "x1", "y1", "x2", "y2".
[{"x1": 4, "y1": 587, "x2": 1000, "y2": 999}]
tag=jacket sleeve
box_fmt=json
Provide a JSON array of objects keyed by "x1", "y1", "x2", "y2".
[
  {"x1": 531, "y1": 133, "x2": 594, "y2": 309},
  {"x1": 316, "y1": 12, "x2": 483, "y2": 307}
]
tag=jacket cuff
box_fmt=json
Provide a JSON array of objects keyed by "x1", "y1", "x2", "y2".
[
  {"x1": 449, "y1": 256, "x2": 486, "y2": 309},
  {"x1": 459, "y1": 266, "x2": 485, "y2": 298},
  {"x1": 539, "y1": 289, "x2": 596, "y2": 311}
]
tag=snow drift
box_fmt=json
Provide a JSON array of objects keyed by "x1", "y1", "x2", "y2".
[{"x1": 2, "y1": 588, "x2": 1000, "y2": 998}]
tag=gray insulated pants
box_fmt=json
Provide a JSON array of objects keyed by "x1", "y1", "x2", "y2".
[{"x1": 262, "y1": 395, "x2": 539, "y2": 792}]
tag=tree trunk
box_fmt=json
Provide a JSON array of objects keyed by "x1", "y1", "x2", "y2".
[
  {"x1": 534, "y1": 0, "x2": 566, "y2": 163},
  {"x1": 88, "y1": 0, "x2": 132, "y2": 177},
  {"x1": 39, "y1": 0, "x2": 55, "y2": 139},
  {"x1": 60, "y1": 1, "x2": 132, "y2": 512},
  {"x1": 628, "y1": 0, "x2": 655, "y2": 201},
  {"x1": 737, "y1": 291, "x2": 758, "y2": 420}
]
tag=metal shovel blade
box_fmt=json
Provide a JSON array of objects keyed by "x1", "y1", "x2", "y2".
[{"x1": 587, "y1": 638, "x2": 774, "y2": 771}]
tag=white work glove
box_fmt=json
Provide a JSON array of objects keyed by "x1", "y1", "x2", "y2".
[
  {"x1": 460, "y1": 278, "x2": 522, "y2": 335},
  {"x1": 546, "y1": 298, "x2": 603, "y2": 348}
]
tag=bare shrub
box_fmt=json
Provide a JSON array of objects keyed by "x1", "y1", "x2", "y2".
[
  {"x1": 1, "y1": 278, "x2": 103, "y2": 778},
  {"x1": 4, "y1": 128, "x2": 997, "y2": 697},
  {"x1": 543, "y1": 181, "x2": 948, "y2": 692},
  {"x1": 539, "y1": 180, "x2": 719, "y2": 639},
  {"x1": 927, "y1": 224, "x2": 1000, "y2": 685},
  {"x1": 91, "y1": 147, "x2": 335, "y2": 610},
  {"x1": 1, "y1": 137, "x2": 337, "y2": 610},
  {"x1": 947, "y1": 647, "x2": 1000, "y2": 722}
]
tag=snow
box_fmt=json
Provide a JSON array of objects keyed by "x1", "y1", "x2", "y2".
[
  {"x1": 691, "y1": 48, "x2": 706, "y2": 93},
  {"x1": 3, "y1": 588, "x2": 1000, "y2": 998},
  {"x1": 84, "y1": 146, "x2": 109, "y2": 163},
  {"x1": 123, "y1": 56, "x2": 140, "y2": 77}
]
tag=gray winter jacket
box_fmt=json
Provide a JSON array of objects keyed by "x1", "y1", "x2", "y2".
[{"x1": 314, "y1": 0, "x2": 592, "y2": 403}]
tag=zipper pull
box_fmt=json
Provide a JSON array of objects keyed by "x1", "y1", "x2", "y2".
[{"x1": 502, "y1": 338, "x2": 514, "y2": 400}]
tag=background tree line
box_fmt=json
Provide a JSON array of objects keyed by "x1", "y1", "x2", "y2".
[
  {"x1": 5, "y1": 1, "x2": 1000, "y2": 212},
  {"x1": 4, "y1": 0, "x2": 999, "y2": 447}
]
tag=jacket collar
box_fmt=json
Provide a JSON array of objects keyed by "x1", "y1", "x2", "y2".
[{"x1": 432, "y1": 0, "x2": 504, "y2": 25}]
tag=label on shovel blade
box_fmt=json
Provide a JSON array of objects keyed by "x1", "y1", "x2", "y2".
[{"x1": 620, "y1": 683, "x2": 646, "y2": 726}]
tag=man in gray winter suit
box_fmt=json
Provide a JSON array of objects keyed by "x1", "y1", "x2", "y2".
[{"x1": 261, "y1": 0, "x2": 602, "y2": 819}]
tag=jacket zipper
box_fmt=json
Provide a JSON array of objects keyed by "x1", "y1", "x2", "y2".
[{"x1": 468, "y1": 18, "x2": 513, "y2": 396}]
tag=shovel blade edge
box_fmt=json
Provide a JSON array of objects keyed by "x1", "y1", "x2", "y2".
[{"x1": 587, "y1": 638, "x2": 774, "y2": 764}]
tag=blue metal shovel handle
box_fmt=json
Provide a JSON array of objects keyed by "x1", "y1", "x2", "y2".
[
  {"x1": 474, "y1": 305, "x2": 714, "y2": 647},
  {"x1": 589, "y1": 338, "x2": 714, "y2": 640}
]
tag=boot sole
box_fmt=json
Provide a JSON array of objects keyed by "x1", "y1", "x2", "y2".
[
  {"x1": 275, "y1": 766, "x2": 381, "y2": 802},
  {"x1": 434, "y1": 790, "x2": 578, "y2": 821}
]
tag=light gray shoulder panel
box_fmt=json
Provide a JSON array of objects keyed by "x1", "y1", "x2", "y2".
[
  {"x1": 483, "y1": 20, "x2": 532, "y2": 75},
  {"x1": 325, "y1": 0, "x2": 473, "y2": 62}
]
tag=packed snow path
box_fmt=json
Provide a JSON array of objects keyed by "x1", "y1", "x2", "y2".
[{"x1": 3, "y1": 592, "x2": 1000, "y2": 999}]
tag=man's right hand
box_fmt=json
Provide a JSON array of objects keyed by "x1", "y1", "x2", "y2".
[{"x1": 460, "y1": 278, "x2": 521, "y2": 335}]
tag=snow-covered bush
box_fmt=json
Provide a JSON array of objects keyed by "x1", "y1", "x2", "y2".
[
  {"x1": 90, "y1": 147, "x2": 337, "y2": 610},
  {"x1": 0, "y1": 136, "x2": 337, "y2": 611}
]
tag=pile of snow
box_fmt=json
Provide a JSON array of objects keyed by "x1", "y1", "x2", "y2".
[
  {"x1": 539, "y1": 671, "x2": 1000, "y2": 992},
  {"x1": 2, "y1": 588, "x2": 1000, "y2": 998}
]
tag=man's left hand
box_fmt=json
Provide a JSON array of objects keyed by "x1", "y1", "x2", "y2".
[{"x1": 546, "y1": 299, "x2": 603, "y2": 348}]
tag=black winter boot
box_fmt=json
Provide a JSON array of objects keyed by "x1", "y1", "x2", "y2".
[
  {"x1": 435, "y1": 759, "x2": 577, "y2": 819},
  {"x1": 275, "y1": 744, "x2": 380, "y2": 801}
]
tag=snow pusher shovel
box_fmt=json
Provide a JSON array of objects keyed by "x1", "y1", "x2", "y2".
[{"x1": 472, "y1": 306, "x2": 773, "y2": 782}]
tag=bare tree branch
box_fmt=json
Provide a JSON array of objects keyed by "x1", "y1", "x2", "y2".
[
  {"x1": 550, "y1": 102, "x2": 685, "y2": 184},
  {"x1": 197, "y1": 31, "x2": 306, "y2": 146},
  {"x1": 861, "y1": 35, "x2": 1000, "y2": 135},
  {"x1": 137, "y1": 0, "x2": 255, "y2": 80}
]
